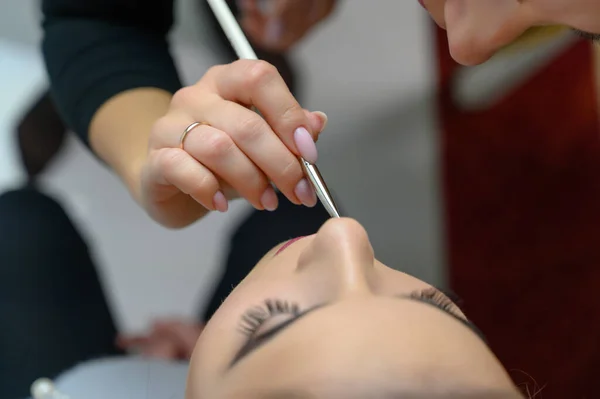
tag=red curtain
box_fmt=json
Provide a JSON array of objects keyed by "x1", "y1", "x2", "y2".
[{"x1": 436, "y1": 27, "x2": 600, "y2": 398}]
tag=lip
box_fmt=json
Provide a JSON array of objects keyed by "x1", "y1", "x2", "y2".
[{"x1": 275, "y1": 236, "x2": 306, "y2": 255}]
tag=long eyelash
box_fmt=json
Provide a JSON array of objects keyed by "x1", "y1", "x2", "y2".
[
  {"x1": 572, "y1": 28, "x2": 600, "y2": 43},
  {"x1": 238, "y1": 299, "x2": 300, "y2": 336},
  {"x1": 410, "y1": 287, "x2": 459, "y2": 312}
]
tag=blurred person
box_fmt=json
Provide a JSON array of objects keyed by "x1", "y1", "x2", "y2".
[
  {"x1": 0, "y1": 185, "x2": 121, "y2": 398},
  {"x1": 420, "y1": 0, "x2": 600, "y2": 65},
  {"x1": 14, "y1": 91, "x2": 67, "y2": 181},
  {"x1": 425, "y1": 2, "x2": 600, "y2": 398},
  {"x1": 0, "y1": 186, "x2": 524, "y2": 398}
]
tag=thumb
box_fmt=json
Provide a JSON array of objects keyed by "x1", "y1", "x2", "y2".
[{"x1": 304, "y1": 110, "x2": 328, "y2": 141}]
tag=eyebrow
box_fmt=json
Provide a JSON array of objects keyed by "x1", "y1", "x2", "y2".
[{"x1": 229, "y1": 295, "x2": 485, "y2": 369}]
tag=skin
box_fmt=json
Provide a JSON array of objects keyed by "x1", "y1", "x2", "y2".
[
  {"x1": 90, "y1": 65, "x2": 327, "y2": 228},
  {"x1": 184, "y1": 218, "x2": 520, "y2": 398},
  {"x1": 422, "y1": 0, "x2": 600, "y2": 65}
]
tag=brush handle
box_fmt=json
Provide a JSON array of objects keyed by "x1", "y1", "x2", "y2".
[
  {"x1": 206, "y1": 0, "x2": 258, "y2": 60},
  {"x1": 205, "y1": 0, "x2": 341, "y2": 218}
]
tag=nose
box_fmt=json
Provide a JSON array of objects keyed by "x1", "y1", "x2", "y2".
[{"x1": 298, "y1": 217, "x2": 376, "y2": 294}]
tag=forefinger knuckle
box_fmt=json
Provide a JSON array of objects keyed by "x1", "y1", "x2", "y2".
[
  {"x1": 204, "y1": 64, "x2": 225, "y2": 81},
  {"x1": 243, "y1": 60, "x2": 278, "y2": 89},
  {"x1": 279, "y1": 102, "x2": 305, "y2": 129},
  {"x1": 171, "y1": 86, "x2": 198, "y2": 109}
]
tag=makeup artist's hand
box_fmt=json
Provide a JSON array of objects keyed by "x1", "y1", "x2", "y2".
[
  {"x1": 141, "y1": 59, "x2": 327, "y2": 228},
  {"x1": 117, "y1": 319, "x2": 203, "y2": 360},
  {"x1": 239, "y1": 0, "x2": 337, "y2": 52}
]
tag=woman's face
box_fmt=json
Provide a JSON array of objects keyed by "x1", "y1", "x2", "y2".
[
  {"x1": 422, "y1": 0, "x2": 600, "y2": 65},
  {"x1": 186, "y1": 218, "x2": 518, "y2": 398}
]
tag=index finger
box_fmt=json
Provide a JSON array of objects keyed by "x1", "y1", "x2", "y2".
[{"x1": 204, "y1": 60, "x2": 317, "y2": 159}]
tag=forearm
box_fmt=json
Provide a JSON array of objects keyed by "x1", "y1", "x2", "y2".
[
  {"x1": 89, "y1": 88, "x2": 172, "y2": 202},
  {"x1": 41, "y1": 0, "x2": 180, "y2": 196}
]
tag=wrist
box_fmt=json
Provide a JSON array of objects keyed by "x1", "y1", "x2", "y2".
[
  {"x1": 120, "y1": 153, "x2": 146, "y2": 204},
  {"x1": 88, "y1": 88, "x2": 173, "y2": 203}
]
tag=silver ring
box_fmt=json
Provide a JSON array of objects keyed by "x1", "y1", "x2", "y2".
[{"x1": 179, "y1": 122, "x2": 210, "y2": 149}]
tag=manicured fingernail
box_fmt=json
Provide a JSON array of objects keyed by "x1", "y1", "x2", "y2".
[
  {"x1": 313, "y1": 111, "x2": 328, "y2": 132},
  {"x1": 265, "y1": 19, "x2": 283, "y2": 44},
  {"x1": 261, "y1": 186, "x2": 278, "y2": 211},
  {"x1": 213, "y1": 191, "x2": 229, "y2": 213},
  {"x1": 294, "y1": 178, "x2": 317, "y2": 207},
  {"x1": 294, "y1": 127, "x2": 318, "y2": 163}
]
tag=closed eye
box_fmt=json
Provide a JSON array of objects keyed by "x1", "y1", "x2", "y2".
[
  {"x1": 229, "y1": 292, "x2": 485, "y2": 369},
  {"x1": 571, "y1": 28, "x2": 600, "y2": 42}
]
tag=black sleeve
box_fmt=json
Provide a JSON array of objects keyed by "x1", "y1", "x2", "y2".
[{"x1": 41, "y1": 0, "x2": 182, "y2": 145}]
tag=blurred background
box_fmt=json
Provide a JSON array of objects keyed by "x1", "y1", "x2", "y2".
[{"x1": 2, "y1": 1, "x2": 600, "y2": 398}]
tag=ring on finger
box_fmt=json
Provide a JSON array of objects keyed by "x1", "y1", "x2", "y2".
[{"x1": 180, "y1": 122, "x2": 211, "y2": 150}]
